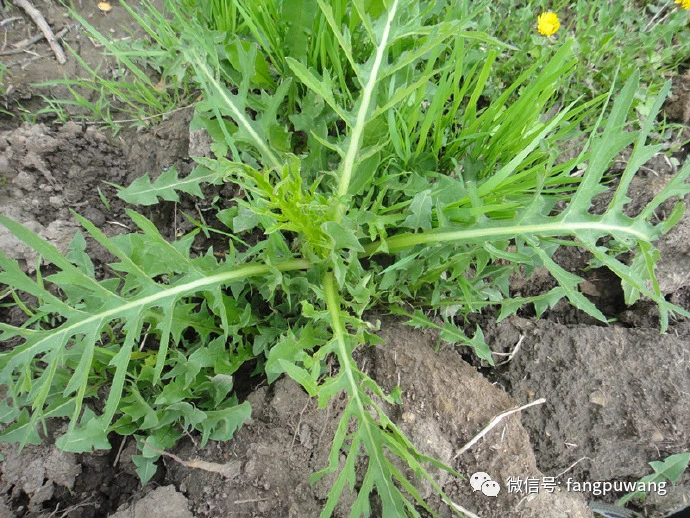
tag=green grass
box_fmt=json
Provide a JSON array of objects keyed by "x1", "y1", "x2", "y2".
[
  {"x1": 31, "y1": 3, "x2": 194, "y2": 131},
  {"x1": 29, "y1": 0, "x2": 690, "y2": 131},
  {"x1": 617, "y1": 453, "x2": 690, "y2": 506},
  {"x1": 1, "y1": 1, "x2": 690, "y2": 516},
  {"x1": 475, "y1": 0, "x2": 690, "y2": 113}
]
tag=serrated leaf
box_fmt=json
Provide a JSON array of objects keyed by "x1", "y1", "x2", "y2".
[
  {"x1": 155, "y1": 379, "x2": 193, "y2": 406},
  {"x1": 0, "y1": 215, "x2": 117, "y2": 310},
  {"x1": 440, "y1": 322, "x2": 493, "y2": 364},
  {"x1": 132, "y1": 454, "x2": 159, "y2": 484},
  {"x1": 169, "y1": 302, "x2": 219, "y2": 344},
  {"x1": 618, "y1": 453, "x2": 690, "y2": 505},
  {"x1": 186, "y1": 44, "x2": 281, "y2": 169},
  {"x1": 402, "y1": 190, "x2": 433, "y2": 231},
  {"x1": 317, "y1": 432, "x2": 358, "y2": 516},
  {"x1": 66, "y1": 231, "x2": 95, "y2": 279},
  {"x1": 527, "y1": 239, "x2": 607, "y2": 323},
  {"x1": 0, "y1": 401, "x2": 19, "y2": 424},
  {"x1": 648, "y1": 452, "x2": 690, "y2": 483},
  {"x1": 181, "y1": 338, "x2": 228, "y2": 388},
  {"x1": 118, "y1": 165, "x2": 225, "y2": 206},
  {"x1": 56, "y1": 409, "x2": 111, "y2": 452},
  {"x1": 1, "y1": 4, "x2": 689, "y2": 518},
  {"x1": 465, "y1": 326, "x2": 493, "y2": 365},
  {"x1": 160, "y1": 402, "x2": 206, "y2": 431},
  {"x1": 394, "y1": 307, "x2": 434, "y2": 329},
  {"x1": 0, "y1": 213, "x2": 310, "y2": 444},
  {"x1": 0, "y1": 409, "x2": 41, "y2": 445},
  {"x1": 121, "y1": 388, "x2": 159, "y2": 430},
  {"x1": 232, "y1": 206, "x2": 260, "y2": 233},
  {"x1": 266, "y1": 328, "x2": 316, "y2": 383},
  {"x1": 287, "y1": 59, "x2": 351, "y2": 123},
  {"x1": 224, "y1": 38, "x2": 275, "y2": 88},
  {"x1": 199, "y1": 401, "x2": 251, "y2": 447},
  {"x1": 205, "y1": 374, "x2": 235, "y2": 407},
  {"x1": 322, "y1": 221, "x2": 365, "y2": 252},
  {"x1": 278, "y1": 361, "x2": 318, "y2": 396}
]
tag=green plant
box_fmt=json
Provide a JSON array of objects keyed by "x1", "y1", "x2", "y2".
[
  {"x1": 618, "y1": 452, "x2": 690, "y2": 506},
  {"x1": 0, "y1": 62, "x2": 7, "y2": 93},
  {"x1": 33, "y1": 3, "x2": 194, "y2": 130},
  {"x1": 2, "y1": 1, "x2": 690, "y2": 516},
  {"x1": 474, "y1": 0, "x2": 690, "y2": 114}
]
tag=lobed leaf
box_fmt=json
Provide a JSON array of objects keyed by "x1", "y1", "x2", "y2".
[
  {"x1": 0, "y1": 212, "x2": 310, "y2": 448},
  {"x1": 118, "y1": 165, "x2": 226, "y2": 206}
]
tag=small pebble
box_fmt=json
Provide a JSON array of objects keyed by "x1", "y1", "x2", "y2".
[
  {"x1": 68, "y1": 165, "x2": 81, "y2": 179},
  {"x1": 0, "y1": 155, "x2": 13, "y2": 177},
  {"x1": 588, "y1": 390, "x2": 607, "y2": 407},
  {"x1": 49, "y1": 196, "x2": 65, "y2": 208},
  {"x1": 402, "y1": 411, "x2": 416, "y2": 424},
  {"x1": 82, "y1": 207, "x2": 106, "y2": 227}
]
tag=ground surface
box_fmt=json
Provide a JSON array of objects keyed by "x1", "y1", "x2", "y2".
[{"x1": 0, "y1": 2, "x2": 689, "y2": 518}]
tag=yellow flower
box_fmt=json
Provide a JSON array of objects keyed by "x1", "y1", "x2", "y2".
[
  {"x1": 675, "y1": 0, "x2": 690, "y2": 9},
  {"x1": 537, "y1": 11, "x2": 561, "y2": 37},
  {"x1": 97, "y1": 1, "x2": 112, "y2": 13}
]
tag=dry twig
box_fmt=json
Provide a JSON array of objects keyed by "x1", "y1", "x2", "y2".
[
  {"x1": 0, "y1": 26, "x2": 67, "y2": 56},
  {"x1": 447, "y1": 499, "x2": 483, "y2": 518},
  {"x1": 142, "y1": 440, "x2": 242, "y2": 479},
  {"x1": 113, "y1": 436, "x2": 127, "y2": 467},
  {"x1": 452, "y1": 398, "x2": 546, "y2": 460},
  {"x1": 492, "y1": 334, "x2": 525, "y2": 366},
  {"x1": 13, "y1": 0, "x2": 66, "y2": 64},
  {"x1": 555, "y1": 456, "x2": 591, "y2": 479},
  {"x1": 1, "y1": 17, "x2": 23, "y2": 26}
]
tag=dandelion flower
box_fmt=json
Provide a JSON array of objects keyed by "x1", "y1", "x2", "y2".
[
  {"x1": 675, "y1": 0, "x2": 690, "y2": 9},
  {"x1": 537, "y1": 12, "x2": 561, "y2": 37}
]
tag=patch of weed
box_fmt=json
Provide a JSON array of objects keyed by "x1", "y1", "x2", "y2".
[{"x1": 2, "y1": 1, "x2": 690, "y2": 516}]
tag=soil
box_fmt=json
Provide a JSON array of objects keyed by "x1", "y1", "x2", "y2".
[{"x1": 1, "y1": 2, "x2": 689, "y2": 518}]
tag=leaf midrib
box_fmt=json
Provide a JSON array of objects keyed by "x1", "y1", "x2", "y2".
[
  {"x1": 3, "y1": 259, "x2": 312, "y2": 370},
  {"x1": 361, "y1": 219, "x2": 652, "y2": 255}
]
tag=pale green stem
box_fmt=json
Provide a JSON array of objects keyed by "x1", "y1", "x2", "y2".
[
  {"x1": 337, "y1": 0, "x2": 399, "y2": 197},
  {"x1": 5, "y1": 259, "x2": 313, "y2": 372},
  {"x1": 91, "y1": 259, "x2": 311, "y2": 324},
  {"x1": 361, "y1": 220, "x2": 651, "y2": 256},
  {"x1": 323, "y1": 272, "x2": 397, "y2": 505},
  {"x1": 189, "y1": 51, "x2": 281, "y2": 170}
]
